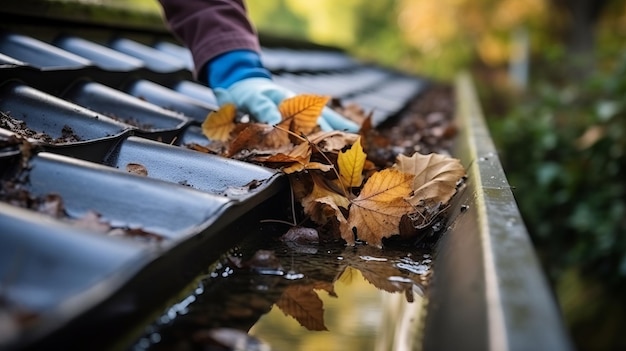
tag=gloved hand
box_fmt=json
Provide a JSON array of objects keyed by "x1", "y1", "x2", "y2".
[
  {"x1": 214, "y1": 78, "x2": 359, "y2": 132},
  {"x1": 206, "y1": 50, "x2": 359, "y2": 132}
]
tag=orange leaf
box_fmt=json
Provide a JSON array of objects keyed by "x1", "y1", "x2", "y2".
[
  {"x1": 338, "y1": 137, "x2": 366, "y2": 188},
  {"x1": 394, "y1": 152, "x2": 466, "y2": 207},
  {"x1": 345, "y1": 169, "x2": 414, "y2": 247},
  {"x1": 278, "y1": 94, "x2": 330, "y2": 135},
  {"x1": 201, "y1": 104, "x2": 236, "y2": 142}
]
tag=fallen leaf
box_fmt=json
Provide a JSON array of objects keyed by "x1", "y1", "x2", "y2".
[
  {"x1": 125, "y1": 163, "x2": 148, "y2": 176},
  {"x1": 330, "y1": 99, "x2": 370, "y2": 127},
  {"x1": 307, "y1": 130, "x2": 359, "y2": 152},
  {"x1": 278, "y1": 94, "x2": 330, "y2": 136},
  {"x1": 301, "y1": 173, "x2": 350, "y2": 224},
  {"x1": 258, "y1": 142, "x2": 310, "y2": 171},
  {"x1": 201, "y1": 103, "x2": 236, "y2": 142},
  {"x1": 338, "y1": 137, "x2": 366, "y2": 188},
  {"x1": 319, "y1": 195, "x2": 354, "y2": 245},
  {"x1": 227, "y1": 123, "x2": 290, "y2": 157},
  {"x1": 345, "y1": 169, "x2": 415, "y2": 247},
  {"x1": 256, "y1": 142, "x2": 333, "y2": 174},
  {"x1": 275, "y1": 284, "x2": 328, "y2": 331},
  {"x1": 394, "y1": 153, "x2": 465, "y2": 207}
]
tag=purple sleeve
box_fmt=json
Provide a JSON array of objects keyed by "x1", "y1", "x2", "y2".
[{"x1": 158, "y1": 0, "x2": 261, "y2": 80}]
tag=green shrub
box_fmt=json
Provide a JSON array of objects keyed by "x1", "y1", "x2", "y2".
[{"x1": 486, "y1": 52, "x2": 626, "y2": 350}]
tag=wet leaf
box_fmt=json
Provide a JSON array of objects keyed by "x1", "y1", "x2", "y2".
[
  {"x1": 394, "y1": 152, "x2": 465, "y2": 206},
  {"x1": 278, "y1": 94, "x2": 330, "y2": 135},
  {"x1": 275, "y1": 284, "x2": 328, "y2": 331},
  {"x1": 345, "y1": 169, "x2": 415, "y2": 247},
  {"x1": 338, "y1": 137, "x2": 366, "y2": 188},
  {"x1": 201, "y1": 103, "x2": 236, "y2": 141}
]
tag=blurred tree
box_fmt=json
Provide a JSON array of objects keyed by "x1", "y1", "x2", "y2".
[{"x1": 549, "y1": 0, "x2": 612, "y2": 58}]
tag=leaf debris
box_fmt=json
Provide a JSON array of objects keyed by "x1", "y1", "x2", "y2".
[{"x1": 193, "y1": 94, "x2": 466, "y2": 247}]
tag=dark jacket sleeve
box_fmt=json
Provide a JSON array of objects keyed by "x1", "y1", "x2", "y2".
[{"x1": 158, "y1": 0, "x2": 261, "y2": 80}]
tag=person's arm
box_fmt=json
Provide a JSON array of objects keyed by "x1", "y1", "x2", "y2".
[
  {"x1": 158, "y1": 0, "x2": 358, "y2": 131},
  {"x1": 158, "y1": 0, "x2": 259, "y2": 81}
]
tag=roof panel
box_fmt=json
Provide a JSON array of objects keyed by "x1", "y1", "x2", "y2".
[{"x1": 0, "y1": 15, "x2": 427, "y2": 349}]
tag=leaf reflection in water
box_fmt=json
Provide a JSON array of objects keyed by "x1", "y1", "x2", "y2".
[
  {"x1": 132, "y1": 241, "x2": 431, "y2": 351},
  {"x1": 248, "y1": 244, "x2": 430, "y2": 351}
]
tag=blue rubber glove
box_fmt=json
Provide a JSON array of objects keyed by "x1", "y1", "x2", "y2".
[{"x1": 206, "y1": 50, "x2": 359, "y2": 132}]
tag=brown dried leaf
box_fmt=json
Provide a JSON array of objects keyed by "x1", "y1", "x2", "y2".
[
  {"x1": 275, "y1": 284, "x2": 328, "y2": 331},
  {"x1": 256, "y1": 142, "x2": 332, "y2": 174},
  {"x1": 226, "y1": 123, "x2": 290, "y2": 157},
  {"x1": 125, "y1": 163, "x2": 148, "y2": 176},
  {"x1": 307, "y1": 130, "x2": 359, "y2": 152},
  {"x1": 333, "y1": 100, "x2": 370, "y2": 127},
  {"x1": 319, "y1": 195, "x2": 353, "y2": 244},
  {"x1": 394, "y1": 153, "x2": 465, "y2": 206},
  {"x1": 278, "y1": 94, "x2": 330, "y2": 136},
  {"x1": 201, "y1": 104, "x2": 236, "y2": 142},
  {"x1": 345, "y1": 169, "x2": 414, "y2": 247},
  {"x1": 302, "y1": 174, "x2": 350, "y2": 224}
]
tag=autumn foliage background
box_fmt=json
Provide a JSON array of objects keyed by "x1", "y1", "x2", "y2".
[{"x1": 247, "y1": 2, "x2": 626, "y2": 349}]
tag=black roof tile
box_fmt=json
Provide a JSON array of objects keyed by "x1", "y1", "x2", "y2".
[{"x1": 0, "y1": 11, "x2": 427, "y2": 349}]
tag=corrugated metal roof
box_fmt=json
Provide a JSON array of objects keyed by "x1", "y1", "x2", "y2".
[{"x1": 0, "y1": 14, "x2": 426, "y2": 350}]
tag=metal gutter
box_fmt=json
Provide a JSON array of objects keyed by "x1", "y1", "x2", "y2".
[{"x1": 422, "y1": 73, "x2": 573, "y2": 351}]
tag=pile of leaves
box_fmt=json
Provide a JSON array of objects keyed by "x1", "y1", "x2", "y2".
[{"x1": 192, "y1": 94, "x2": 466, "y2": 247}]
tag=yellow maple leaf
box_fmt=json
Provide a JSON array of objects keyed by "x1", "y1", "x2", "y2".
[
  {"x1": 344, "y1": 168, "x2": 414, "y2": 247},
  {"x1": 394, "y1": 152, "x2": 466, "y2": 207},
  {"x1": 201, "y1": 103, "x2": 236, "y2": 142},
  {"x1": 338, "y1": 137, "x2": 366, "y2": 188},
  {"x1": 278, "y1": 94, "x2": 330, "y2": 136}
]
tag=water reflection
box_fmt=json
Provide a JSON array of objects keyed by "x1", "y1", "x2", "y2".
[{"x1": 132, "y1": 238, "x2": 432, "y2": 351}]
